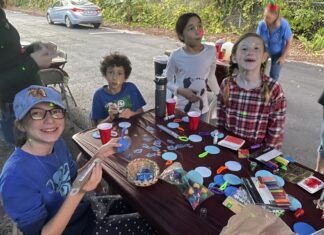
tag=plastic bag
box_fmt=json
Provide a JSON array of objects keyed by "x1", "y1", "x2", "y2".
[
  {"x1": 181, "y1": 175, "x2": 213, "y2": 210},
  {"x1": 159, "y1": 162, "x2": 186, "y2": 185},
  {"x1": 220, "y1": 205, "x2": 295, "y2": 235},
  {"x1": 160, "y1": 162, "x2": 213, "y2": 210}
]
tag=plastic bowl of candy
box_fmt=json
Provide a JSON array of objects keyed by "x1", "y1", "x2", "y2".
[{"x1": 126, "y1": 158, "x2": 160, "y2": 187}]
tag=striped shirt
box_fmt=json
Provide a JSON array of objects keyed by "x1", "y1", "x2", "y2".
[{"x1": 216, "y1": 76, "x2": 287, "y2": 149}]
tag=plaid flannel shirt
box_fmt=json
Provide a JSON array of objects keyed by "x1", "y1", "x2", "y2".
[{"x1": 216, "y1": 76, "x2": 287, "y2": 149}]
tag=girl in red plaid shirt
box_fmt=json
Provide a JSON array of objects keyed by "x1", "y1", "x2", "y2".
[{"x1": 216, "y1": 33, "x2": 287, "y2": 149}]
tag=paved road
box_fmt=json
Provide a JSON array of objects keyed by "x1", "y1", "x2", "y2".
[{"x1": 5, "y1": 10, "x2": 324, "y2": 169}]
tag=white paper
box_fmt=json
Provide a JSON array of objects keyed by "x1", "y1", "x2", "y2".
[{"x1": 256, "y1": 149, "x2": 282, "y2": 162}]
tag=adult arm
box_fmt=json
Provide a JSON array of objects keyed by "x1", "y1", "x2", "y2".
[
  {"x1": 256, "y1": 21, "x2": 263, "y2": 35},
  {"x1": 277, "y1": 37, "x2": 292, "y2": 65},
  {"x1": 277, "y1": 20, "x2": 293, "y2": 65},
  {"x1": 0, "y1": 55, "x2": 39, "y2": 88},
  {"x1": 0, "y1": 48, "x2": 53, "y2": 91}
]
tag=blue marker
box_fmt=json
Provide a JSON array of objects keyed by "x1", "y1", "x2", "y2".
[
  {"x1": 121, "y1": 127, "x2": 127, "y2": 138},
  {"x1": 117, "y1": 127, "x2": 129, "y2": 153}
]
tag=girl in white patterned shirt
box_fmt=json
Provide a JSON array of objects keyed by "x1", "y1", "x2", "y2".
[{"x1": 165, "y1": 12, "x2": 219, "y2": 122}]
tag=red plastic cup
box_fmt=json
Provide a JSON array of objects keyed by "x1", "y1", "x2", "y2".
[
  {"x1": 97, "y1": 123, "x2": 112, "y2": 144},
  {"x1": 188, "y1": 111, "x2": 201, "y2": 131},
  {"x1": 218, "y1": 51, "x2": 225, "y2": 60},
  {"x1": 166, "y1": 98, "x2": 176, "y2": 115}
]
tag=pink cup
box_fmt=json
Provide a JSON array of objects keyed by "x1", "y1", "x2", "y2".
[
  {"x1": 188, "y1": 111, "x2": 201, "y2": 131},
  {"x1": 97, "y1": 123, "x2": 113, "y2": 144},
  {"x1": 166, "y1": 98, "x2": 176, "y2": 115}
]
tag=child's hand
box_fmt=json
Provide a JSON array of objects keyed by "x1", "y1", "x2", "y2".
[
  {"x1": 178, "y1": 88, "x2": 201, "y2": 102},
  {"x1": 81, "y1": 163, "x2": 102, "y2": 192},
  {"x1": 119, "y1": 108, "x2": 133, "y2": 119},
  {"x1": 108, "y1": 103, "x2": 119, "y2": 120},
  {"x1": 96, "y1": 138, "x2": 121, "y2": 159}
]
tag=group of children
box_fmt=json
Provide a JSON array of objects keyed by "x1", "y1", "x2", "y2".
[
  {"x1": 91, "y1": 11, "x2": 287, "y2": 150},
  {"x1": 0, "y1": 7, "x2": 320, "y2": 235}
]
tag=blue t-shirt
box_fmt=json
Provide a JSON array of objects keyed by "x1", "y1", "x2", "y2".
[
  {"x1": 256, "y1": 18, "x2": 292, "y2": 56},
  {"x1": 91, "y1": 82, "x2": 146, "y2": 121},
  {"x1": 0, "y1": 139, "x2": 93, "y2": 235}
]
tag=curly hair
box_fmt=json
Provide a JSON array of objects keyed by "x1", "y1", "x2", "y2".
[
  {"x1": 223, "y1": 33, "x2": 270, "y2": 107},
  {"x1": 100, "y1": 52, "x2": 132, "y2": 79}
]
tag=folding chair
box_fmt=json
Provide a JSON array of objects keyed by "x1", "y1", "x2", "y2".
[
  {"x1": 38, "y1": 68, "x2": 77, "y2": 118},
  {"x1": 55, "y1": 49, "x2": 67, "y2": 69}
]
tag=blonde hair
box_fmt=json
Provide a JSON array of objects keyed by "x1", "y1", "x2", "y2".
[
  {"x1": 223, "y1": 33, "x2": 271, "y2": 107},
  {"x1": 264, "y1": 8, "x2": 282, "y2": 28}
]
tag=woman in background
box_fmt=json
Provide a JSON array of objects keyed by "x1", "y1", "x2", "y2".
[
  {"x1": 256, "y1": 0, "x2": 293, "y2": 80},
  {"x1": 0, "y1": 0, "x2": 54, "y2": 144}
]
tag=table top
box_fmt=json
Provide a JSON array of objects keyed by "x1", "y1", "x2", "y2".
[{"x1": 73, "y1": 109, "x2": 324, "y2": 235}]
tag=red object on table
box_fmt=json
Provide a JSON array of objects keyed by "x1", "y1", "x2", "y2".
[
  {"x1": 73, "y1": 109, "x2": 324, "y2": 235},
  {"x1": 166, "y1": 98, "x2": 176, "y2": 115},
  {"x1": 97, "y1": 123, "x2": 112, "y2": 144},
  {"x1": 188, "y1": 111, "x2": 200, "y2": 130},
  {"x1": 294, "y1": 208, "x2": 304, "y2": 218}
]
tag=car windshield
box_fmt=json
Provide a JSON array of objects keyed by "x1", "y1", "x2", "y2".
[{"x1": 71, "y1": 0, "x2": 91, "y2": 5}]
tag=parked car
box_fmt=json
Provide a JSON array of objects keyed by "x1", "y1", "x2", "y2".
[{"x1": 46, "y1": 0, "x2": 102, "y2": 28}]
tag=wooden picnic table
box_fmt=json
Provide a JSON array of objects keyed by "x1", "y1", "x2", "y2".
[{"x1": 73, "y1": 109, "x2": 324, "y2": 235}]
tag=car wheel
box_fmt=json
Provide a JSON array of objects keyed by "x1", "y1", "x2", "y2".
[
  {"x1": 65, "y1": 16, "x2": 74, "y2": 28},
  {"x1": 47, "y1": 14, "x2": 53, "y2": 24},
  {"x1": 93, "y1": 23, "x2": 100, "y2": 29}
]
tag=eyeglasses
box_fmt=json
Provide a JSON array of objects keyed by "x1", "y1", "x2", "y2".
[{"x1": 29, "y1": 108, "x2": 65, "y2": 120}]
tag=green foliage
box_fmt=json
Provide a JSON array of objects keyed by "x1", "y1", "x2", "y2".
[
  {"x1": 7, "y1": 0, "x2": 324, "y2": 51},
  {"x1": 8, "y1": 0, "x2": 55, "y2": 9},
  {"x1": 282, "y1": 1, "x2": 323, "y2": 41},
  {"x1": 299, "y1": 28, "x2": 324, "y2": 52},
  {"x1": 96, "y1": 0, "x2": 266, "y2": 34}
]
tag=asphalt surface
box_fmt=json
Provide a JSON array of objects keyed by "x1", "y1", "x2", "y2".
[{"x1": 0, "y1": 9, "x2": 323, "y2": 234}]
